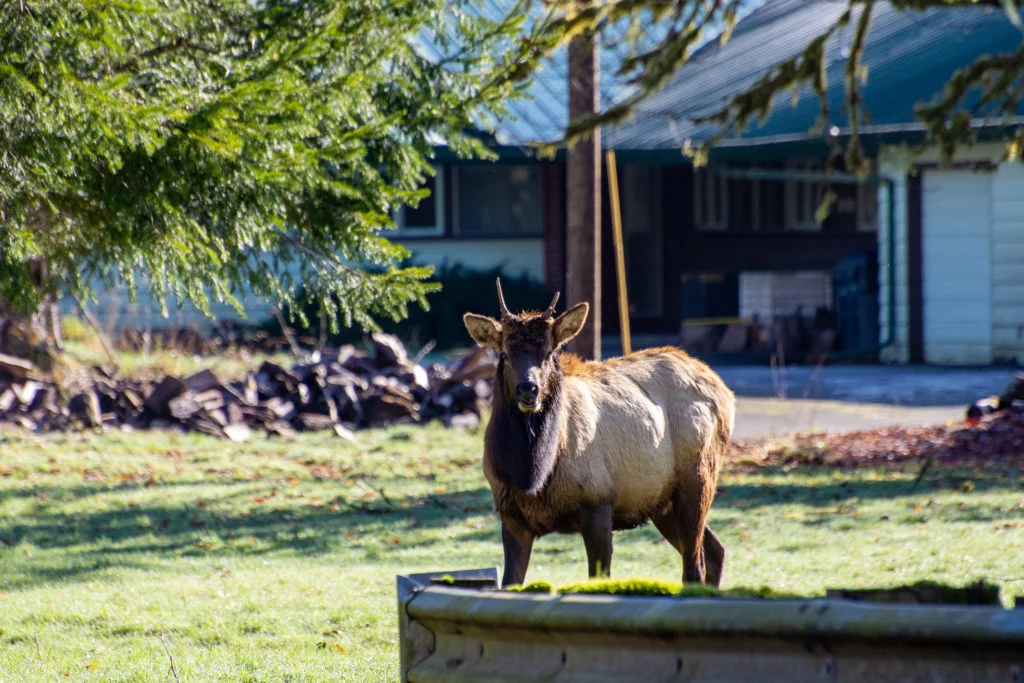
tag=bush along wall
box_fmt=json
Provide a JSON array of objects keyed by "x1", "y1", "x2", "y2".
[{"x1": 260, "y1": 264, "x2": 556, "y2": 352}]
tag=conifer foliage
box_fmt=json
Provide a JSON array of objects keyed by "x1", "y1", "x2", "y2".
[{"x1": 0, "y1": 0, "x2": 530, "y2": 330}]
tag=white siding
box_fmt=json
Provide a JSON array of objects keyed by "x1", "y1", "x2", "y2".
[
  {"x1": 877, "y1": 162, "x2": 1023, "y2": 365},
  {"x1": 921, "y1": 169, "x2": 993, "y2": 365},
  {"x1": 399, "y1": 238, "x2": 545, "y2": 282},
  {"x1": 64, "y1": 238, "x2": 546, "y2": 332},
  {"x1": 60, "y1": 283, "x2": 279, "y2": 333},
  {"x1": 739, "y1": 273, "x2": 773, "y2": 320},
  {"x1": 739, "y1": 271, "x2": 833, "y2": 320},
  {"x1": 990, "y1": 162, "x2": 1024, "y2": 363}
]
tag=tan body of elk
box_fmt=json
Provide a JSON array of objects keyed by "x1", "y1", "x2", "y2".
[{"x1": 464, "y1": 281, "x2": 734, "y2": 588}]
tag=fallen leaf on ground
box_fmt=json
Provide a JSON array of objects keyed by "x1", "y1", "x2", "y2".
[{"x1": 730, "y1": 409, "x2": 1024, "y2": 470}]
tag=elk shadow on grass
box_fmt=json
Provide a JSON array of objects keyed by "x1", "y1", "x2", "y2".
[
  {"x1": 0, "y1": 477, "x2": 266, "y2": 507},
  {"x1": 712, "y1": 467, "x2": 1022, "y2": 513},
  {"x1": 0, "y1": 555, "x2": 164, "y2": 593}
]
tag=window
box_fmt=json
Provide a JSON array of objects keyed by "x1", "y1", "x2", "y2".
[
  {"x1": 694, "y1": 167, "x2": 728, "y2": 230},
  {"x1": 785, "y1": 160, "x2": 825, "y2": 231},
  {"x1": 723, "y1": 168, "x2": 783, "y2": 232},
  {"x1": 393, "y1": 168, "x2": 445, "y2": 237},
  {"x1": 857, "y1": 182, "x2": 879, "y2": 232},
  {"x1": 453, "y1": 165, "x2": 542, "y2": 237},
  {"x1": 691, "y1": 160, "x2": 876, "y2": 232},
  {"x1": 681, "y1": 272, "x2": 739, "y2": 319},
  {"x1": 622, "y1": 166, "x2": 664, "y2": 317}
]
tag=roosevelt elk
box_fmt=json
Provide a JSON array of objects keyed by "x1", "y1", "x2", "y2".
[{"x1": 463, "y1": 280, "x2": 734, "y2": 588}]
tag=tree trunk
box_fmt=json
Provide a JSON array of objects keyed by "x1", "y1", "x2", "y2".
[
  {"x1": 0, "y1": 257, "x2": 61, "y2": 368},
  {"x1": 0, "y1": 300, "x2": 60, "y2": 370},
  {"x1": 566, "y1": 31, "x2": 601, "y2": 361}
]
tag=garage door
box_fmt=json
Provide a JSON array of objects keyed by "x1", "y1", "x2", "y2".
[{"x1": 921, "y1": 169, "x2": 993, "y2": 364}]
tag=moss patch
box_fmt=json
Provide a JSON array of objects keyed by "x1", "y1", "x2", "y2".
[
  {"x1": 558, "y1": 578, "x2": 682, "y2": 597},
  {"x1": 511, "y1": 578, "x2": 802, "y2": 600},
  {"x1": 507, "y1": 581, "x2": 554, "y2": 594},
  {"x1": 526, "y1": 578, "x2": 1001, "y2": 605}
]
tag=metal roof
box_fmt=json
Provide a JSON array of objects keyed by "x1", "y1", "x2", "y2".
[
  {"x1": 418, "y1": 1, "x2": 764, "y2": 147},
  {"x1": 491, "y1": 6, "x2": 693, "y2": 146},
  {"x1": 602, "y1": 0, "x2": 1024, "y2": 151}
]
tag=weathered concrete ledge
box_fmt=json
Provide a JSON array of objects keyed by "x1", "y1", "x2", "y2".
[{"x1": 397, "y1": 569, "x2": 1024, "y2": 683}]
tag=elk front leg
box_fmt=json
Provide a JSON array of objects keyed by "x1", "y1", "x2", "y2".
[
  {"x1": 581, "y1": 503, "x2": 613, "y2": 578},
  {"x1": 500, "y1": 520, "x2": 534, "y2": 588}
]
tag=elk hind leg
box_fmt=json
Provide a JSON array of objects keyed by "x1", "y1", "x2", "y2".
[
  {"x1": 675, "y1": 473, "x2": 715, "y2": 584},
  {"x1": 702, "y1": 526, "x2": 725, "y2": 587},
  {"x1": 652, "y1": 511, "x2": 725, "y2": 587}
]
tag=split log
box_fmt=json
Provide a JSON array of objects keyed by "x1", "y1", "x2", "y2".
[
  {"x1": 184, "y1": 369, "x2": 220, "y2": 394},
  {"x1": 295, "y1": 412, "x2": 336, "y2": 431},
  {"x1": 12, "y1": 381, "x2": 42, "y2": 408},
  {"x1": 0, "y1": 389, "x2": 16, "y2": 413},
  {"x1": 0, "y1": 353, "x2": 35, "y2": 380},
  {"x1": 144, "y1": 376, "x2": 187, "y2": 416},
  {"x1": 372, "y1": 332, "x2": 409, "y2": 368},
  {"x1": 193, "y1": 389, "x2": 225, "y2": 411},
  {"x1": 223, "y1": 422, "x2": 254, "y2": 442},
  {"x1": 168, "y1": 394, "x2": 203, "y2": 421},
  {"x1": 265, "y1": 396, "x2": 296, "y2": 420}
]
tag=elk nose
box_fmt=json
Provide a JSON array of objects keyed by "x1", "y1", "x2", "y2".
[{"x1": 516, "y1": 381, "x2": 539, "y2": 401}]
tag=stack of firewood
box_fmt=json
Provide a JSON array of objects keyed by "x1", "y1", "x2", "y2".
[{"x1": 0, "y1": 334, "x2": 495, "y2": 441}]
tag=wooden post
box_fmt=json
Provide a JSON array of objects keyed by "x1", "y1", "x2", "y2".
[
  {"x1": 566, "y1": 32, "x2": 601, "y2": 360},
  {"x1": 605, "y1": 150, "x2": 631, "y2": 356}
]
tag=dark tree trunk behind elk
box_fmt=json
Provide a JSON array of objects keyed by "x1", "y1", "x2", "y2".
[{"x1": 0, "y1": 256, "x2": 62, "y2": 368}]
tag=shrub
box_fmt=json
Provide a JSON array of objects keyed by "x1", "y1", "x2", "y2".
[
  {"x1": 259, "y1": 264, "x2": 556, "y2": 351},
  {"x1": 60, "y1": 315, "x2": 90, "y2": 343}
]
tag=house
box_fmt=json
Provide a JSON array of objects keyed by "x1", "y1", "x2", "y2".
[
  {"x1": 75, "y1": 1, "x2": 1024, "y2": 366},
  {"x1": 391, "y1": 12, "x2": 675, "y2": 291},
  {"x1": 404, "y1": 0, "x2": 1024, "y2": 364}
]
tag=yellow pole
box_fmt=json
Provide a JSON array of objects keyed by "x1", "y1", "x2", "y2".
[{"x1": 605, "y1": 150, "x2": 631, "y2": 356}]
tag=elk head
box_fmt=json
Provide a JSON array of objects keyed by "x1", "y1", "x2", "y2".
[{"x1": 463, "y1": 279, "x2": 589, "y2": 414}]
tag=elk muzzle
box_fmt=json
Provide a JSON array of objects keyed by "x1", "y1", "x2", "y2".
[{"x1": 515, "y1": 380, "x2": 540, "y2": 412}]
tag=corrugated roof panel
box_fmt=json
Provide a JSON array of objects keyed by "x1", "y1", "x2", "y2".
[
  {"x1": 418, "y1": 0, "x2": 758, "y2": 146},
  {"x1": 603, "y1": 0, "x2": 1023, "y2": 150},
  {"x1": 485, "y1": 4, "x2": 676, "y2": 145}
]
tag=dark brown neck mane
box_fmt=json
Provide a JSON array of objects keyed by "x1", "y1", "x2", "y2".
[{"x1": 486, "y1": 355, "x2": 564, "y2": 495}]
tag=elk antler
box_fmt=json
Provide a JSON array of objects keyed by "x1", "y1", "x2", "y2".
[
  {"x1": 544, "y1": 291, "x2": 560, "y2": 318},
  {"x1": 495, "y1": 278, "x2": 512, "y2": 319}
]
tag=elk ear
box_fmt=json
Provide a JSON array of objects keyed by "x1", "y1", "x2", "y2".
[
  {"x1": 552, "y1": 303, "x2": 589, "y2": 347},
  {"x1": 463, "y1": 313, "x2": 502, "y2": 349}
]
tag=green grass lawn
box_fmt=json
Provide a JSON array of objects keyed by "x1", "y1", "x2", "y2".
[{"x1": 1, "y1": 423, "x2": 1022, "y2": 681}]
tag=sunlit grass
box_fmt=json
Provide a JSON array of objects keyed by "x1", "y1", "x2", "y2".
[{"x1": 1, "y1": 424, "x2": 1022, "y2": 681}]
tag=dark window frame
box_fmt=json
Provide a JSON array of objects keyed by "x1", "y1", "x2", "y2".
[
  {"x1": 692, "y1": 160, "x2": 879, "y2": 233},
  {"x1": 452, "y1": 164, "x2": 545, "y2": 239},
  {"x1": 392, "y1": 167, "x2": 446, "y2": 238}
]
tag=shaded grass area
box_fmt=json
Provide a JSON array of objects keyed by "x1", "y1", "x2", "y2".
[{"x1": 1, "y1": 425, "x2": 1023, "y2": 681}]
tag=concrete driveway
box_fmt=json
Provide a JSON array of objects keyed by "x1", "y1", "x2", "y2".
[
  {"x1": 711, "y1": 364, "x2": 1019, "y2": 439},
  {"x1": 731, "y1": 397, "x2": 967, "y2": 439}
]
